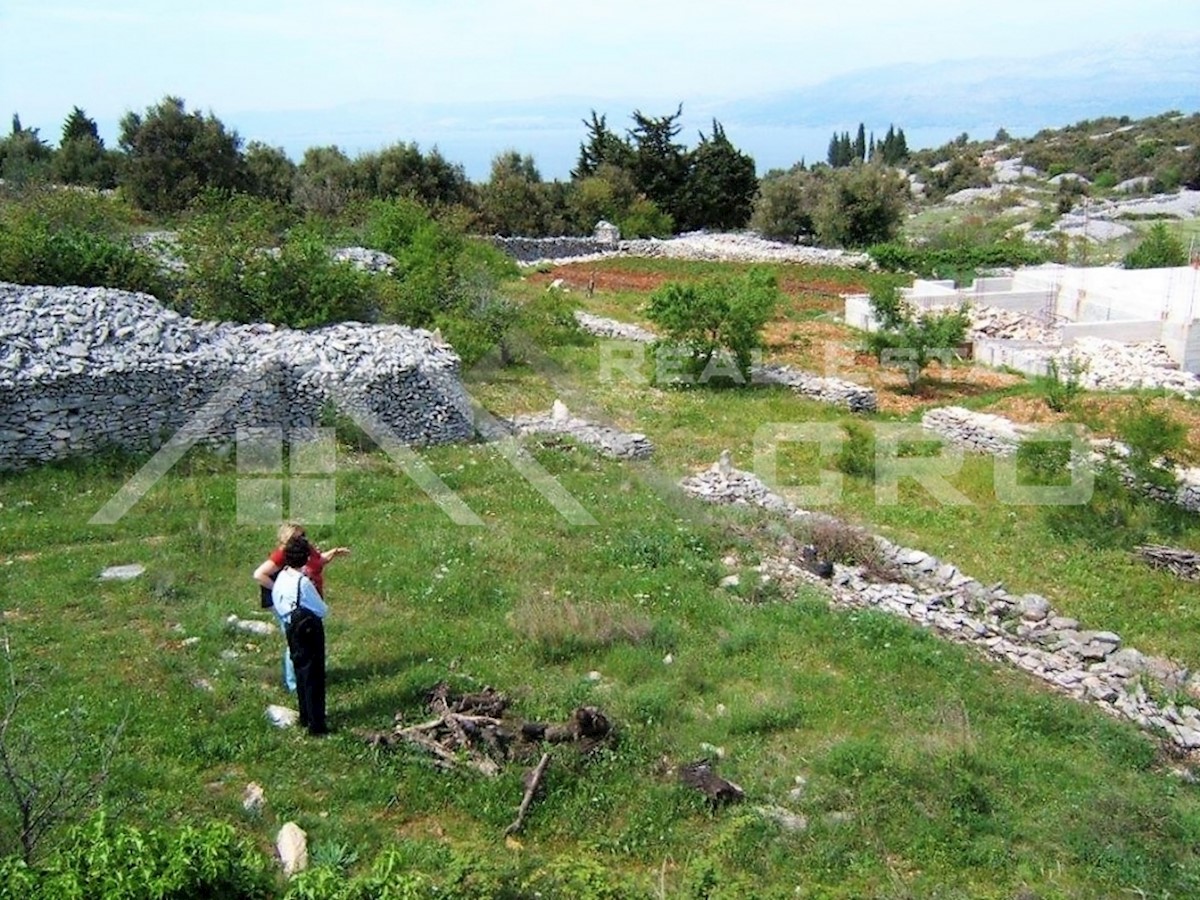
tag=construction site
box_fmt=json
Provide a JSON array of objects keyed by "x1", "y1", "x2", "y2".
[{"x1": 844, "y1": 263, "x2": 1200, "y2": 393}]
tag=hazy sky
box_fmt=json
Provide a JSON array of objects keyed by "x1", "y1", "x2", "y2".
[{"x1": 3, "y1": 0, "x2": 1199, "y2": 175}]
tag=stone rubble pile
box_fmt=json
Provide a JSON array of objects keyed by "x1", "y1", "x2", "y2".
[
  {"x1": 494, "y1": 232, "x2": 871, "y2": 269},
  {"x1": 330, "y1": 246, "x2": 397, "y2": 273},
  {"x1": 920, "y1": 406, "x2": 1034, "y2": 456},
  {"x1": 919, "y1": 404, "x2": 1200, "y2": 513},
  {"x1": 680, "y1": 454, "x2": 1200, "y2": 752},
  {"x1": 619, "y1": 233, "x2": 871, "y2": 268},
  {"x1": 752, "y1": 364, "x2": 878, "y2": 413},
  {"x1": 1051, "y1": 338, "x2": 1200, "y2": 397},
  {"x1": 506, "y1": 400, "x2": 654, "y2": 460},
  {"x1": 572, "y1": 311, "x2": 657, "y2": 343},
  {"x1": 964, "y1": 305, "x2": 1061, "y2": 343},
  {"x1": 0, "y1": 283, "x2": 474, "y2": 469}
]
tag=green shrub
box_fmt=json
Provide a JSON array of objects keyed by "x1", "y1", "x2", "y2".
[
  {"x1": 864, "y1": 286, "x2": 969, "y2": 391},
  {"x1": 646, "y1": 268, "x2": 780, "y2": 385},
  {"x1": 835, "y1": 419, "x2": 878, "y2": 480},
  {"x1": 867, "y1": 237, "x2": 1048, "y2": 278},
  {"x1": 0, "y1": 188, "x2": 166, "y2": 294},
  {"x1": 1016, "y1": 435, "x2": 1074, "y2": 486},
  {"x1": 175, "y1": 193, "x2": 376, "y2": 326},
  {"x1": 1037, "y1": 356, "x2": 1087, "y2": 412},
  {"x1": 0, "y1": 814, "x2": 273, "y2": 899},
  {"x1": 1123, "y1": 222, "x2": 1187, "y2": 269}
]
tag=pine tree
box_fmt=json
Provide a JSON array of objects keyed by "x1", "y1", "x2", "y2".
[{"x1": 854, "y1": 123, "x2": 866, "y2": 162}]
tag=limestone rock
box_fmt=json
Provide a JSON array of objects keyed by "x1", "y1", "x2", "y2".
[{"x1": 276, "y1": 822, "x2": 308, "y2": 877}]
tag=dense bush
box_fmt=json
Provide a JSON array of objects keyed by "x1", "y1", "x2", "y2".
[
  {"x1": 0, "y1": 815, "x2": 273, "y2": 899},
  {"x1": 118, "y1": 96, "x2": 244, "y2": 215},
  {"x1": 175, "y1": 193, "x2": 376, "y2": 326},
  {"x1": 814, "y1": 163, "x2": 909, "y2": 248},
  {"x1": 868, "y1": 237, "x2": 1048, "y2": 279},
  {"x1": 0, "y1": 188, "x2": 166, "y2": 294},
  {"x1": 646, "y1": 268, "x2": 780, "y2": 385},
  {"x1": 1123, "y1": 222, "x2": 1187, "y2": 269}
]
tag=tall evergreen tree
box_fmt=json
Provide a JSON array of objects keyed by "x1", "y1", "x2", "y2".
[
  {"x1": 573, "y1": 111, "x2": 632, "y2": 179},
  {"x1": 854, "y1": 123, "x2": 867, "y2": 162},
  {"x1": 678, "y1": 119, "x2": 758, "y2": 231},
  {"x1": 627, "y1": 105, "x2": 688, "y2": 223}
]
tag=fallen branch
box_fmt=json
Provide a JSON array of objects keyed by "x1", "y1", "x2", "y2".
[{"x1": 504, "y1": 752, "x2": 551, "y2": 836}]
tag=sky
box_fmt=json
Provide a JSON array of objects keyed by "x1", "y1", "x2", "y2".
[{"x1": 3, "y1": 0, "x2": 1200, "y2": 178}]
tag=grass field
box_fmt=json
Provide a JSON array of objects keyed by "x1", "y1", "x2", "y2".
[{"x1": 4, "y1": 258, "x2": 1200, "y2": 896}]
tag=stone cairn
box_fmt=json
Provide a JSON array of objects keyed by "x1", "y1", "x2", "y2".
[
  {"x1": 570, "y1": 312, "x2": 877, "y2": 413},
  {"x1": 0, "y1": 283, "x2": 475, "y2": 470},
  {"x1": 680, "y1": 452, "x2": 1200, "y2": 752}
]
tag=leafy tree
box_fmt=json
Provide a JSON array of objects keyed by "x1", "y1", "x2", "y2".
[
  {"x1": 117, "y1": 96, "x2": 243, "y2": 214},
  {"x1": 618, "y1": 196, "x2": 673, "y2": 238},
  {"x1": 353, "y1": 141, "x2": 473, "y2": 209},
  {"x1": 677, "y1": 119, "x2": 757, "y2": 231},
  {"x1": 573, "y1": 111, "x2": 632, "y2": 179},
  {"x1": 292, "y1": 144, "x2": 356, "y2": 217},
  {"x1": 568, "y1": 162, "x2": 639, "y2": 233},
  {"x1": 814, "y1": 164, "x2": 908, "y2": 248},
  {"x1": 0, "y1": 115, "x2": 52, "y2": 184},
  {"x1": 478, "y1": 150, "x2": 553, "y2": 236},
  {"x1": 242, "y1": 141, "x2": 295, "y2": 204},
  {"x1": 646, "y1": 268, "x2": 780, "y2": 385},
  {"x1": 865, "y1": 283, "x2": 969, "y2": 391},
  {"x1": 1123, "y1": 222, "x2": 1187, "y2": 269},
  {"x1": 750, "y1": 168, "x2": 825, "y2": 243}
]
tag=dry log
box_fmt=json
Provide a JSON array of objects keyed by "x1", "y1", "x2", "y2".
[
  {"x1": 679, "y1": 759, "x2": 745, "y2": 806},
  {"x1": 504, "y1": 752, "x2": 551, "y2": 836},
  {"x1": 1136, "y1": 544, "x2": 1200, "y2": 582}
]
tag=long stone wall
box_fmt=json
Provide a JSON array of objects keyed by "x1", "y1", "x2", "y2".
[
  {"x1": 680, "y1": 454, "x2": 1200, "y2": 752},
  {"x1": 0, "y1": 283, "x2": 475, "y2": 470}
]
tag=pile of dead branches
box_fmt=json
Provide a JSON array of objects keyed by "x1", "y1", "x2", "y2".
[
  {"x1": 1136, "y1": 544, "x2": 1200, "y2": 582},
  {"x1": 359, "y1": 682, "x2": 616, "y2": 834},
  {"x1": 359, "y1": 682, "x2": 613, "y2": 776}
]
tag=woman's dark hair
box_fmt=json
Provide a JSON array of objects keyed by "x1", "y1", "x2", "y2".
[{"x1": 283, "y1": 535, "x2": 311, "y2": 569}]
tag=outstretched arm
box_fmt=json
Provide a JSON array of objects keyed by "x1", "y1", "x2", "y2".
[{"x1": 320, "y1": 547, "x2": 351, "y2": 565}]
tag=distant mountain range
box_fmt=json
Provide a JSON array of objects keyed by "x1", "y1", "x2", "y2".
[{"x1": 109, "y1": 32, "x2": 1200, "y2": 181}]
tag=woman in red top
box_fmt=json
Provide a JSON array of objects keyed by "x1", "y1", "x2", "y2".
[{"x1": 253, "y1": 523, "x2": 350, "y2": 691}]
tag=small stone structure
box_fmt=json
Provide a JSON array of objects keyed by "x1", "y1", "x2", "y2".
[
  {"x1": 0, "y1": 283, "x2": 474, "y2": 470},
  {"x1": 680, "y1": 454, "x2": 1200, "y2": 752}
]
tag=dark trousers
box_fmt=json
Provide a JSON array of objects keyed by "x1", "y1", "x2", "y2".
[{"x1": 286, "y1": 610, "x2": 327, "y2": 735}]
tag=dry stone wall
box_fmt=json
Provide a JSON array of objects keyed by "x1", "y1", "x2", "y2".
[
  {"x1": 0, "y1": 283, "x2": 474, "y2": 470},
  {"x1": 680, "y1": 454, "x2": 1200, "y2": 752}
]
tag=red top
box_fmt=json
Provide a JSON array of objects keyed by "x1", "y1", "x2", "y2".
[{"x1": 269, "y1": 545, "x2": 327, "y2": 596}]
